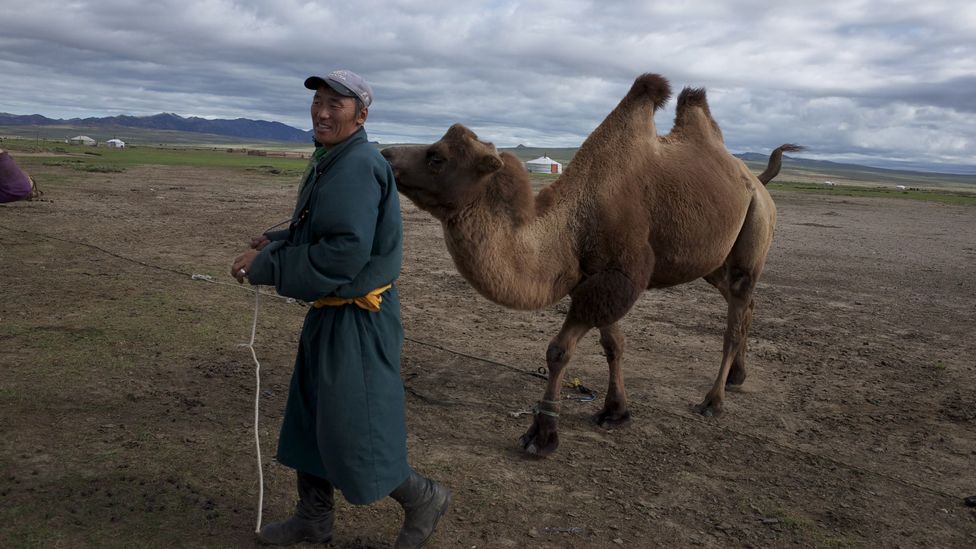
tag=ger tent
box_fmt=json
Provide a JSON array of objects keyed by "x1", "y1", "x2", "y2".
[
  {"x1": 68, "y1": 135, "x2": 96, "y2": 146},
  {"x1": 524, "y1": 155, "x2": 562, "y2": 174}
]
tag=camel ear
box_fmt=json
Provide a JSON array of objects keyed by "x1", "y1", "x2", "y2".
[{"x1": 476, "y1": 153, "x2": 503, "y2": 174}]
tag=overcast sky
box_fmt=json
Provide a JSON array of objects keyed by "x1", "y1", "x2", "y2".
[{"x1": 2, "y1": 0, "x2": 975, "y2": 172}]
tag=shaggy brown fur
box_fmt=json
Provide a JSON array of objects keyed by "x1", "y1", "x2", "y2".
[{"x1": 382, "y1": 73, "x2": 798, "y2": 457}]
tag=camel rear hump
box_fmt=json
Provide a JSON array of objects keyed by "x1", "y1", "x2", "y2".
[{"x1": 669, "y1": 87, "x2": 725, "y2": 144}]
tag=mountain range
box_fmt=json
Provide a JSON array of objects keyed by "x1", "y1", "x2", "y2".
[{"x1": 0, "y1": 112, "x2": 312, "y2": 142}]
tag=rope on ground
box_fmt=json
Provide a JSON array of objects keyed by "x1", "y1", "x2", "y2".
[
  {"x1": 0, "y1": 222, "x2": 188, "y2": 277},
  {"x1": 404, "y1": 336, "x2": 962, "y2": 504},
  {"x1": 0, "y1": 221, "x2": 286, "y2": 529},
  {"x1": 3, "y1": 223, "x2": 959, "y2": 504},
  {"x1": 403, "y1": 336, "x2": 547, "y2": 381},
  {"x1": 0, "y1": 223, "x2": 297, "y2": 303}
]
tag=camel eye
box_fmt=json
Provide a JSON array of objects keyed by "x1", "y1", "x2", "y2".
[{"x1": 426, "y1": 151, "x2": 446, "y2": 170}]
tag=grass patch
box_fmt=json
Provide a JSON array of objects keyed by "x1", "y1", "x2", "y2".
[
  {"x1": 768, "y1": 181, "x2": 976, "y2": 206},
  {"x1": 743, "y1": 500, "x2": 858, "y2": 547},
  {"x1": 3, "y1": 138, "x2": 308, "y2": 174},
  {"x1": 774, "y1": 510, "x2": 816, "y2": 530},
  {"x1": 81, "y1": 164, "x2": 126, "y2": 173},
  {"x1": 822, "y1": 537, "x2": 858, "y2": 549},
  {"x1": 246, "y1": 164, "x2": 304, "y2": 178},
  {"x1": 41, "y1": 158, "x2": 125, "y2": 173},
  {"x1": 0, "y1": 468, "x2": 245, "y2": 549},
  {"x1": 42, "y1": 159, "x2": 84, "y2": 167}
]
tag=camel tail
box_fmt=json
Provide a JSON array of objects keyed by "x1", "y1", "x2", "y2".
[
  {"x1": 758, "y1": 143, "x2": 804, "y2": 185},
  {"x1": 627, "y1": 73, "x2": 671, "y2": 111}
]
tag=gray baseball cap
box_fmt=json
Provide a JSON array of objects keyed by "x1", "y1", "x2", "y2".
[{"x1": 305, "y1": 69, "x2": 373, "y2": 107}]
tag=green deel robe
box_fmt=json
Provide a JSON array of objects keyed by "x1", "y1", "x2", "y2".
[{"x1": 247, "y1": 126, "x2": 409, "y2": 505}]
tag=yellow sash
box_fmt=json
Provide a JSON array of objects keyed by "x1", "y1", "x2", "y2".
[{"x1": 312, "y1": 284, "x2": 393, "y2": 312}]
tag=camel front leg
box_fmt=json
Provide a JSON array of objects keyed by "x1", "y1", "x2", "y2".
[
  {"x1": 594, "y1": 323, "x2": 632, "y2": 428},
  {"x1": 518, "y1": 316, "x2": 590, "y2": 457}
]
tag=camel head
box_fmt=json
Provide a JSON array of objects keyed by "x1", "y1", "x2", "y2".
[{"x1": 382, "y1": 123, "x2": 504, "y2": 221}]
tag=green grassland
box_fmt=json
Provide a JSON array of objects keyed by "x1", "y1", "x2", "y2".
[
  {"x1": 4, "y1": 135, "x2": 974, "y2": 206},
  {"x1": 2, "y1": 137, "x2": 310, "y2": 176},
  {"x1": 0, "y1": 123, "x2": 307, "y2": 148}
]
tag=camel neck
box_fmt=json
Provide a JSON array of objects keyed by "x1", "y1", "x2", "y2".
[{"x1": 441, "y1": 195, "x2": 580, "y2": 310}]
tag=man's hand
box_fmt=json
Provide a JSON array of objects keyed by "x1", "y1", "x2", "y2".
[
  {"x1": 250, "y1": 234, "x2": 271, "y2": 251},
  {"x1": 231, "y1": 249, "x2": 260, "y2": 283}
]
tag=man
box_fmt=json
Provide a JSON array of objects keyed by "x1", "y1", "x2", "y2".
[{"x1": 231, "y1": 70, "x2": 450, "y2": 548}]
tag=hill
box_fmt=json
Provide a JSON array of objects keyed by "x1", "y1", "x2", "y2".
[{"x1": 0, "y1": 112, "x2": 312, "y2": 143}]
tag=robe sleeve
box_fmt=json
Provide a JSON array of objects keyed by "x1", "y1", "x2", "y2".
[
  {"x1": 264, "y1": 228, "x2": 289, "y2": 242},
  {"x1": 247, "y1": 161, "x2": 381, "y2": 302}
]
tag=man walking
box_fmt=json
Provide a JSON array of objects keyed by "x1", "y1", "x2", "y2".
[{"x1": 231, "y1": 69, "x2": 449, "y2": 548}]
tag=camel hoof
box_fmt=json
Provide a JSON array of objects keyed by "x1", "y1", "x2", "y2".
[
  {"x1": 593, "y1": 409, "x2": 632, "y2": 429},
  {"x1": 518, "y1": 432, "x2": 558, "y2": 457},
  {"x1": 691, "y1": 402, "x2": 723, "y2": 417}
]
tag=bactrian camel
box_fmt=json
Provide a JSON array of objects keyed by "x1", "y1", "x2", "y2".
[{"x1": 382, "y1": 73, "x2": 802, "y2": 457}]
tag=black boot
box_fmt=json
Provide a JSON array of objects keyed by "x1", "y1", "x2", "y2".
[
  {"x1": 389, "y1": 469, "x2": 451, "y2": 549},
  {"x1": 257, "y1": 471, "x2": 335, "y2": 545}
]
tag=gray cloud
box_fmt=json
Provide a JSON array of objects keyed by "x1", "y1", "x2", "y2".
[{"x1": 1, "y1": 0, "x2": 974, "y2": 172}]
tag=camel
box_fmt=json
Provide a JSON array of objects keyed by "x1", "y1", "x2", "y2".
[{"x1": 382, "y1": 73, "x2": 801, "y2": 457}]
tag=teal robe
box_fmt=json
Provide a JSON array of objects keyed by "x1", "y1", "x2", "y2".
[{"x1": 248, "y1": 127, "x2": 409, "y2": 505}]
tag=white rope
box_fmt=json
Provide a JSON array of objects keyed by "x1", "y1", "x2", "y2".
[
  {"x1": 238, "y1": 218, "x2": 289, "y2": 535},
  {"x1": 191, "y1": 273, "x2": 298, "y2": 304},
  {"x1": 239, "y1": 286, "x2": 264, "y2": 533}
]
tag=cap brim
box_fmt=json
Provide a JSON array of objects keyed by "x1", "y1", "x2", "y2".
[
  {"x1": 304, "y1": 76, "x2": 327, "y2": 90},
  {"x1": 304, "y1": 76, "x2": 356, "y2": 98}
]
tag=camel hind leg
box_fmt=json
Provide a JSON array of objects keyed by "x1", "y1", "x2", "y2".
[
  {"x1": 594, "y1": 322, "x2": 632, "y2": 428},
  {"x1": 695, "y1": 195, "x2": 774, "y2": 416},
  {"x1": 703, "y1": 274, "x2": 753, "y2": 387}
]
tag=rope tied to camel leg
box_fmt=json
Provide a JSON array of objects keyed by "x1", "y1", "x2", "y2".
[{"x1": 533, "y1": 399, "x2": 562, "y2": 418}]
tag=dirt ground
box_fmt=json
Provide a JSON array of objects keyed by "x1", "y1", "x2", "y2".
[{"x1": 1, "y1": 159, "x2": 975, "y2": 548}]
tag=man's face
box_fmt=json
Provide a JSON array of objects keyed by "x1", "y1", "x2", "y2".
[{"x1": 310, "y1": 86, "x2": 367, "y2": 146}]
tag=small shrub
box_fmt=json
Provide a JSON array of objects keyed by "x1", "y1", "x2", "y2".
[
  {"x1": 43, "y1": 159, "x2": 84, "y2": 166},
  {"x1": 80, "y1": 164, "x2": 125, "y2": 173}
]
